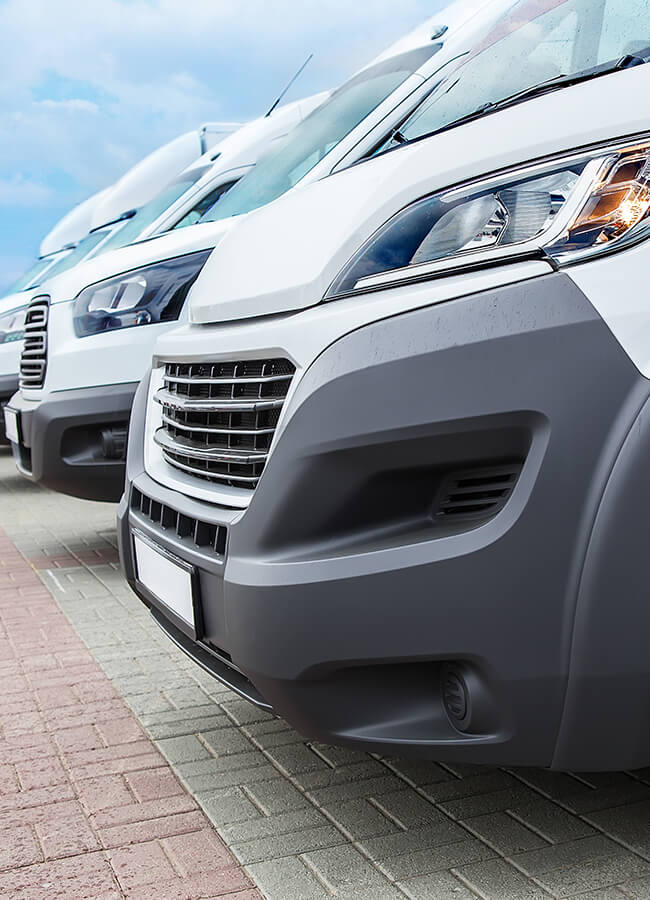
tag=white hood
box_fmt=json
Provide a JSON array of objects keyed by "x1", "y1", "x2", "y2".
[
  {"x1": 41, "y1": 218, "x2": 234, "y2": 305},
  {"x1": 179, "y1": 93, "x2": 329, "y2": 181},
  {"x1": 0, "y1": 291, "x2": 27, "y2": 315},
  {"x1": 90, "y1": 131, "x2": 208, "y2": 231},
  {"x1": 39, "y1": 188, "x2": 111, "y2": 257},
  {"x1": 189, "y1": 66, "x2": 650, "y2": 325}
]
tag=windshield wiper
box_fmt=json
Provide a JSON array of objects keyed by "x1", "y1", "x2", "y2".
[{"x1": 400, "y1": 49, "x2": 650, "y2": 148}]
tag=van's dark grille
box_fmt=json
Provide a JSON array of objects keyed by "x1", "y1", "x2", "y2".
[
  {"x1": 433, "y1": 463, "x2": 523, "y2": 521},
  {"x1": 130, "y1": 486, "x2": 227, "y2": 556},
  {"x1": 19, "y1": 296, "x2": 50, "y2": 389},
  {"x1": 154, "y1": 359, "x2": 295, "y2": 490}
]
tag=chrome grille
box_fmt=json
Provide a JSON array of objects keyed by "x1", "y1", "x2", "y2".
[
  {"x1": 20, "y1": 296, "x2": 50, "y2": 389},
  {"x1": 155, "y1": 359, "x2": 295, "y2": 489}
]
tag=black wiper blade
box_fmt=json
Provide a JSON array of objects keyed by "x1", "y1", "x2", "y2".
[
  {"x1": 486, "y1": 51, "x2": 650, "y2": 113},
  {"x1": 398, "y1": 49, "x2": 650, "y2": 149}
]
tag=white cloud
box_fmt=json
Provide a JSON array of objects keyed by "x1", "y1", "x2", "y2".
[
  {"x1": 36, "y1": 98, "x2": 100, "y2": 114},
  {"x1": 0, "y1": 0, "x2": 443, "y2": 288},
  {"x1": 0, "y1": 175, "x2": 54, "y2": 208}
]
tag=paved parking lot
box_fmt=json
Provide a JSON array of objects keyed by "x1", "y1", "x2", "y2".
[{"x1": 2, "y1": 447, "x2": 650, "y2": 899}]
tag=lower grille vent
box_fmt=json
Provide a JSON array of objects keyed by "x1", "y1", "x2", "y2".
[
  {"x1": 131, "y1": 487, "x2": 227, "y2": 556},
  {"x1": 20, "y1": 295, "x2": 50, "y2": 389},
  {"x1": 434, "y1": 463, "x2": 523, "y2": 522}
]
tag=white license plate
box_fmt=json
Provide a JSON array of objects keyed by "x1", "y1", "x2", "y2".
[
  {"x1": 134, "y1": 532, "x2": 196, "y2": 628},
  {"x1": 3, "y1": 407, "x2": 19, "y2": 445}
]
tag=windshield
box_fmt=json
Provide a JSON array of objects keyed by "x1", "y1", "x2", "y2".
[
  {"x1": 37, "y1": 229, "x2": 111, "y2": 283},
  {"x1": 395, "y1": 0, "x2": 650, "y2": 144},
  {"x1": 202, "y1": 45, "x2": 440, "y2": 222},
  {"x1": 95, "y1": 168, "x2": 210, "y2": 255},
  {"x1": 6, "y1": 253, "x2": 65, "y2": 293}
]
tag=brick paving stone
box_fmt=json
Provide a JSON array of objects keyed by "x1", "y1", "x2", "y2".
[
  {"x1": 4, "y1": 449, "x2": 650, "y2": 899},
  {"x1": 0, "y1": 511, "x2": 261, "y2": 900},
  {"x1": 0, "y1": 824, "x2": 43, "y2": 870}
]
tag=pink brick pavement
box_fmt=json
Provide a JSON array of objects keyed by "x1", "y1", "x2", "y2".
[{"x1": 0, "y1": 527, "x2": 262, "y2": 900}]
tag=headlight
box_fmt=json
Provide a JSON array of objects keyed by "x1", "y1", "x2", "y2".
[
  {"x1": 73, "y1": 250, "x2": 211, "y2": 338},
  {"x1": 328, "y1": 139, "x2": 650, "y2": 297},
  {"x1": 0, "y1": 305, "x2": 27, "y2": 345}
]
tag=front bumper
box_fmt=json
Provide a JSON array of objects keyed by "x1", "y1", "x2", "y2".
[
  {"x1": 120, "y1": 273, "x2": 650, "y2": 770},
  {"x1": 7, "y1": 382, "x2": 137, "y2": 501},
  {"x1": 0, "y1": 374, "x2": 19, "y2": 444}
]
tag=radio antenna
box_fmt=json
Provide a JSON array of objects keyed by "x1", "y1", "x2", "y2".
[{"x1": 265, "y1": 53, "x2": 314, "y2": 116}]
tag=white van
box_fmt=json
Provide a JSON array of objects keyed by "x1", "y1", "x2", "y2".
[
  {"x1": 0, "y1": 121, "x2": 244, "y2": 442},
  {"x1": 6, "y1": 1, "x2": 501, "y2": 500},
  {"x1": 119, "y1": 0, "x2": 650, "y2": 772},
  {"x1": 0, "y1": 189, "x2": 114, "y2": 442}
]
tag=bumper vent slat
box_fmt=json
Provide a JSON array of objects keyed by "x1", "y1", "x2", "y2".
[
  {"x1": 434, "y1": 463, "x2": 523, "y2": 522},
  {"x1": 19, "y1": 296, "x2": 50, "y2": 389},
  {"x1": 130, "y1": 487, "x2": 227, "y2": 556},
  {"x1": 156, "y1": 358, "x2": 295, "y2": 490}
]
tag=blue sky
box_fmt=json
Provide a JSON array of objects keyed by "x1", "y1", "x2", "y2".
[{"x1": 0, "y1": 0, "x2": 444, "y2": 295}]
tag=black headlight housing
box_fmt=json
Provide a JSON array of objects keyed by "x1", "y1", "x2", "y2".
[{"x1": 73, "y1": 250, "x2": 211, "y2": 338}]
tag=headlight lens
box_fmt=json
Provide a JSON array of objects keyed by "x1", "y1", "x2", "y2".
[
  {"x1": 328, "y1": 140, "x2": 650, "y2": 297},
  {"x1": 0, "y1": 305, "x2": 27, "y2": 345},
  {"x1": 73, "y1": 250, "x2": 211, "y2": 338}
]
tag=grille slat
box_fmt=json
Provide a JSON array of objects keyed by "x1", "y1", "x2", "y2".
[
  {"x1": 155, "y1": 389, "x2": 283, "y2": 413},
  {"x1": 157, "y1": 358, "x2": 295, "y2": 490},
  {"x1": 19, "y1": 296, "x2": 50, "y2": 389}
]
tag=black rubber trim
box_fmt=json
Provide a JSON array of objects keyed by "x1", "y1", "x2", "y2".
[
  {"x1": 149, "y1": 606, "x2": 272, "y2": 710},
  {"x1": 0, "y1": 375, "x2": 19, "y2": 444}
]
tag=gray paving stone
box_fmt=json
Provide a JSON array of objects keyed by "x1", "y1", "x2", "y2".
[
  {"x1": 620, "y1": 876, "x2": 650, "y2": 898},
  {"x1": 293, "y1": 760, "x2": 387, "y2": 791},
  {"x1": 587, "y1": 800, "x2": 650, "y2": 854},
  {"x1": 421, "y1": 770, "x2": 519, "y2": 804},
  {"x1": 536, "y1": 853, "x2": 650, "y2": 897},
  {"x1": 199, "y1": 727, "x2": 255, "y2": 758},
  {"x1": 265, "y1": 742, "x2": 332, "y2": 775},
  {"x1": 378, "y1": 838, "x2": 497, "y2": 881},
  {"x1": 510, "y1": 797, "x2": 597, "y2": 843},
  {"x1": 382, "y1": 758, "x2": 456, "y2": 787},
  {"x1": 223, "y1": 807, "x2": 329, "y2": 843},
  {"x1": 302, "y1": 844, "x2": 403, "y2": 898},
  {"x1": 371, "y1": 789, "x2": 451, "y2": 829},
  {"x1": 307, "y1": 775, "x2": 405, "y2": 807},
  {"x1": 231, "y1": 824, "x2": 345, "y2": 864},
  {"x1": 196, "y1": 786, "x2": 263, "y2": 827},
  {"x1": 156, "y1": 734, "x2": 212, "y2": 765},
  {"x1": 513, "y1": 835, "x2": 625, "y2": 876},
  {"x1": 455, "y1": 857, "x2": 553, "y2": 899},
  {"x1": 359, "y1": 822, "x2": 470, "y2": 863},
  {"x1": 147, "y1": 716, "x2": 229, "y2": 740},
  {"x1": 181, "y1": 762, "x2": 280, "y2": 792},
  {"x1": 320, "y1": 798, "x2": 402, "y2": 840},
  {"x1": 462, "y1": 810, "x2": 549, "y2": 854},
  {"x1": 398, "y1": 870, "x2": 480, "y2": 899},
  {"x1": 244, "y1": 778, "x2": 315, "y2": 815},
  {"x1": 245, "y1": 856, "x2": 330, "y2": 900},
  {"x1": 220, "y1": 697, "x2": 275, "y2": 726},
  {"x1": 440, "y1": 785, "x2": 545, "y2": 821}
]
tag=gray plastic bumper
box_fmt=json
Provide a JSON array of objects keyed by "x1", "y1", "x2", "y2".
[
  {"x1": 120, "y1": 273, "x2": 650, "y2": 770},
  {"x1": 0, "y1": 374, "x2": 19, "y2": 444},
  {"x1": 8, "y1": 382, "x2": 138, "y2": 502}
]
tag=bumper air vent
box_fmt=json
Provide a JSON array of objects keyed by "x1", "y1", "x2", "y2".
[
  {"x1": 19, "y1": 296, "x2": 50, "y2": 389},
  {"x1": 433, "y1": 462, "x2": 523, "y2": 522},
  {"x1": 154, "y1": 358, "x2": 296, "y2": 490},
  {"x1": 131, "y1": 486, "x2": 227, "y2": 556}
]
